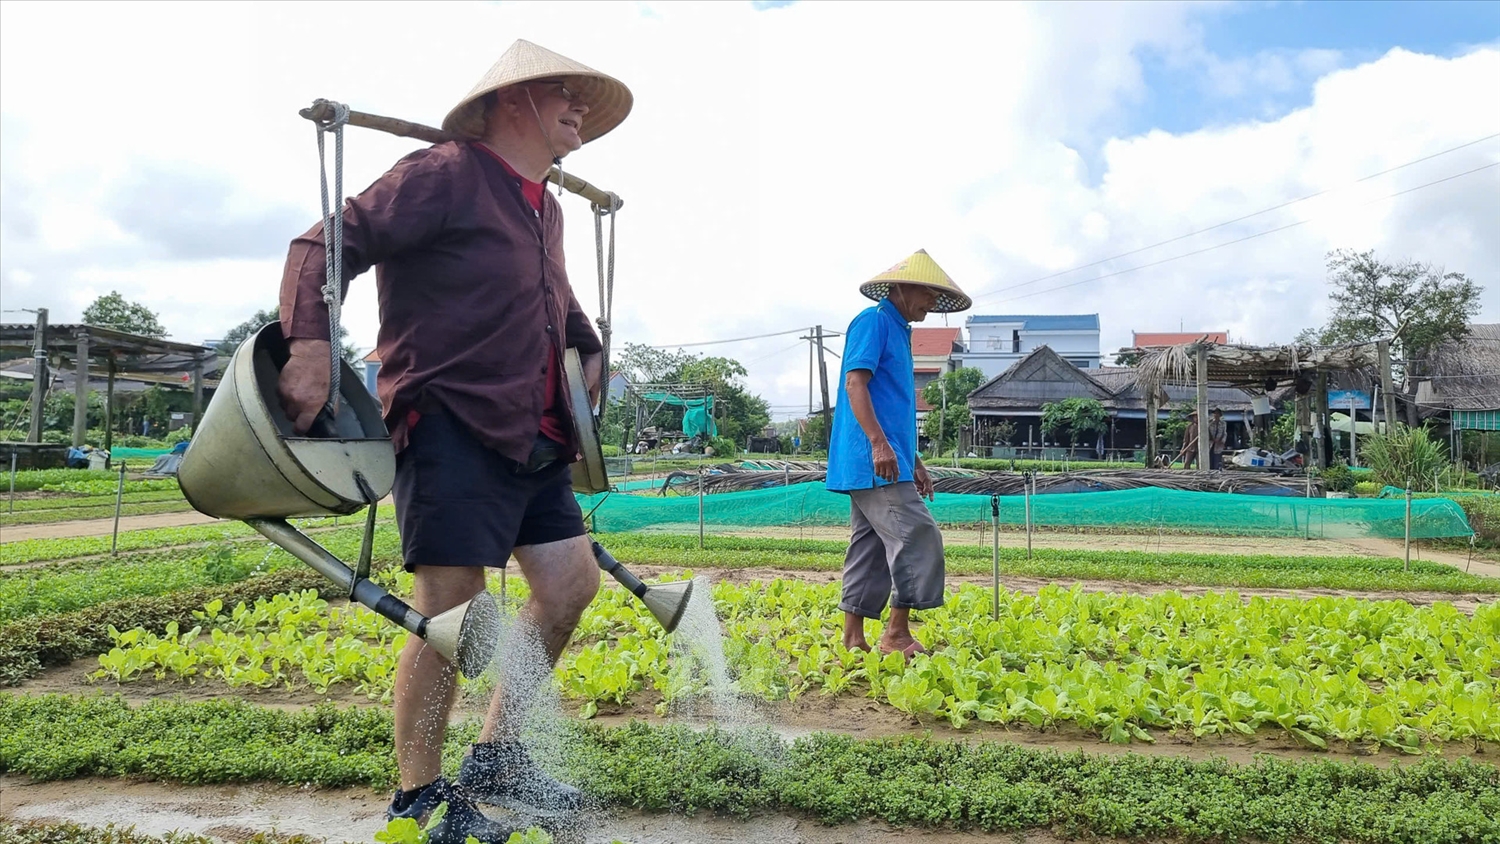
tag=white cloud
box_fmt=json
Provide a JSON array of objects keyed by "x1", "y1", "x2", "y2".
[{"x1": 2, "y1": 1, "x2": 1495, "y2": 420}]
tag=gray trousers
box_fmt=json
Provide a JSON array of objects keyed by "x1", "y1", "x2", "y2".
[{"x1": 839, "y1": 482, "x2": 946, "y2": 618}]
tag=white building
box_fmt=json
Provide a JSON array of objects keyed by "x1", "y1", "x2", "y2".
[{"x1": 953, "y1": 314, "x2": 1101, "y2": 380}]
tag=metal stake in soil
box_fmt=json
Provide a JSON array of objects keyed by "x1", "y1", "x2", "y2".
[
  {"x1": 1403, "y1": 487, "x2": 1412, "y2": 573},
  {"x1": 1024, "y1": 471, "x2": 1033, "y2": 560},
  {"x1": 7, "y1": 451, "x2": 15, "y2": 514},
  {"x1": 698, "y1": 468, "x2": 705, "y2": 550},
  {"x1": 991, "y1": 493, "x2": 1000, "y2": 620},
  {"x1": 111, "y1": 461, "x2": 126, "y2": 555}
]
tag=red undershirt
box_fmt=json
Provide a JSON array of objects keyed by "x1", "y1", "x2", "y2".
[{"x1": 408, "y1": 144, "x2": 570, "y2": 447}]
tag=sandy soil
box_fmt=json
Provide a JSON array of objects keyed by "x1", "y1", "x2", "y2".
[
  {"x1": 1, "y1": 510, "x2": 223, "y2": 542},
  {"x1": 0, "y1": 776, "x2": 1065, "y2": 844}
]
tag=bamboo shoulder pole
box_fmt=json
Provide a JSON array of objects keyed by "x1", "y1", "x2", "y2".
[{"x1": 299, "y1": 101, "x2": 623, "y2": 211}]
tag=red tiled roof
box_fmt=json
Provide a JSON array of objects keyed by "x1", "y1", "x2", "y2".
[
  {"x1": 362, "y1": 350, "x2": 381, "y2": 363},
  {"x1": 916, "y1": 388, "x2": 933, "y2": 412},
  {"x1": 912, "y1": 327, "x2": 961, "y2": 356},
  {"x1": 1132, "y1": 331, "x2": 1227, "y2": 347},
  {"x1": 914, "y1": 366, "x2": 940, "y2": 373}
]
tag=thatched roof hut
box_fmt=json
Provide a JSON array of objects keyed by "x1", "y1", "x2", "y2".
[{"x1": 1415, "y1": 323, "x2": 1500, "y2": 426}]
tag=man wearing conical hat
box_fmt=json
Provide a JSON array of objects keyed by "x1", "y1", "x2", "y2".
[
  {"x1": 277, "y1": 40, "x2": 630, "y2": 842},
  {"x1": 826, "y1": 250, "x2": 972, "y2": 658}
]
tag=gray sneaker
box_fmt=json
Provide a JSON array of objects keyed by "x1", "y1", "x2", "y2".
[
  {"x1": 386, "y1": 777, "x2": 521, "y2": 844},
  {"x1": 456, "y1": 741, "x2": 586, "y2": 815}
]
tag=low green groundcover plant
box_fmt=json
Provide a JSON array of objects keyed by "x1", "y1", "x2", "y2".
[{"x1": 0, "y1": 696, "x2": 1495, "y2": 843}]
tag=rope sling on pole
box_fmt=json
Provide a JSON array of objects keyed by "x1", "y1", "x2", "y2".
[
  {"x1": 312, "y1": 98, "x2": 351, "y2": 422},
  {"x1": 298, "y1": 99, "x2": 624, "y2": 482}
]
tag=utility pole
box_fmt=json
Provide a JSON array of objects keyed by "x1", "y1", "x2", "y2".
[
  {"x1": 27, "y1": 308, "x2": 48, "y2": 443},
  {"x1": 1377, "y1": 339, "x2": 1396, "y2": 433},
  {"x1": 814, "y1": 325, "x2": 832, "y2": 450}
]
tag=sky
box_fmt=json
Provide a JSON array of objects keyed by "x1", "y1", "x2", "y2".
[{"x1": 2, "y1": 1, "x2": 1497, "y2": 421}]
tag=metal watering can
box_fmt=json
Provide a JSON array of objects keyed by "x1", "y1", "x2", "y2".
[{"x1": 179, "y1": 324, "x2": 691, "y2": 677}]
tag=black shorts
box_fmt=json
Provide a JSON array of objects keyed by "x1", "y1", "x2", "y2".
[{"x1": 393, "y1": 408, "x2": 586, "y2": 571}]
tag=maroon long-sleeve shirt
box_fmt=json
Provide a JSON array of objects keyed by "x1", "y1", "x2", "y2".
[{"x1": 280, "y1": 141, "x2": 601, "y2": 464}]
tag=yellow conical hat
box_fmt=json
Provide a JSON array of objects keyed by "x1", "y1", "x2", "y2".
[
  {"x1": 859, "y1": 249, "x2": 972, "y2": 313},
  {"x1": 442, "y1": 39, "x2": 633, "y2": 143}
]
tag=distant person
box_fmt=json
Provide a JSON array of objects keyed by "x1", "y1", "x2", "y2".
[
  {"x1": 826, "y1": 250, "x2": 970, "y2": 658},
  {"x1": 277, "y1": 40, "x2": 628, "y2": 843},
  {"x1": 1178, "y1": 410, "x2": 1200, "y2": 469},
  {"x1": 1208, "y1": 408, "x2": 1227, "y2": 470}
]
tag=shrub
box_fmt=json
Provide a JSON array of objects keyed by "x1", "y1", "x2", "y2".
[
  {"x1": 1352, "y1": 480, "x2": 1381, "y2": 496},
  {"x1": 601, "y1": 444, "x2": 621, "y2": 457},
  {"x1": 1362, "y1": 425, "x2": 1449, "y2": 490},
  {"x1": 1321, "y1": 463, "x2": 1356, "y2": 493}
]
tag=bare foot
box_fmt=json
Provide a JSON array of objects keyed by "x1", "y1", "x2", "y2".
[
  {"x1": 878, "y1": 637, "x2": 927, "y2": 659},
  {"x1": 842, "y1": 637, "x2": 872, "y2": 652}
]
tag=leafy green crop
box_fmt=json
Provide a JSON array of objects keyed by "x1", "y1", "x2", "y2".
[
  {"x1": 2, "y1": 469, "x2": 118, "y2": 492},
  {"x1": 0, "y1": 566, "x2": 331, "y2": 685},
  {"x1": 38, "y1": 477, "x2": 180, "y2": 496},
  {"x1": 89, "y1": 572, "x2": 1500, "y2": 749}
]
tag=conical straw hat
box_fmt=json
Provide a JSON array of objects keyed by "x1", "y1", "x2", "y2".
[
  {"x1": 442, "y1": 39, "x2": 633, "y2": 143},
  {"x1": 859, "y1": 249, "x2": 972, "y2": 313}
]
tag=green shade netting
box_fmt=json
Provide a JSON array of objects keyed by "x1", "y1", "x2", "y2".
[
  {"x1": 641, "y1": 393, "x2": 717, "y2": 438},
  {"x1": 577, "y1": 485, "x2": 1474, "y2": 540},
  {"x1": 110, "y1": 447, "x2": 171, "y2": 459}
]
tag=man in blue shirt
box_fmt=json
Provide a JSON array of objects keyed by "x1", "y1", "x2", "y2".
[{"x1": 826, "y1": 250, "x2": 971, "y2": 657}]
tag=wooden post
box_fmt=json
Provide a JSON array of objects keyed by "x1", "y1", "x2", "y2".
[
  {"x1": 1314, "y1": 372, "x2": 1329, "y2": 471},
  {"x1": 27, "y1": 308, "x2": 48, "y2": 443},
  {"x1": 71, "y1": 330, "x2": 90, "y2": 447},
  {"x1": 815, "y1": 325, "x2": 832, "y2": 450},
  {"x1": 1195, "y1": 345, "x2": 1209, "y2": 472},
  {"x1": 1145, "y1": 390, "x2": 1158, "y2": 467},
  {"x1": 103, "y1": 357, "x2": 117, "y2": 454},
  {"x1": 1377, "y1": 340, "x2": 1396, "y2": 432},
  {"x1": 191, "y1": 356, "x2": 205, "y2": 431},
  {"x1": 111, "y1": 461, "x2": 126, "y2": 556}
]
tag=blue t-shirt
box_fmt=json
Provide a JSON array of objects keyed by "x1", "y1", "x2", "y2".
[{"x1": 826, "y1": 298, "x2": 916, "y2": 492}]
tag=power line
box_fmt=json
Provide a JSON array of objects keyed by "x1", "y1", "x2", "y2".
[
  {"x1": 646, "y1": 326, "x2": 812, "y2": 349},
  {"x1": 991, "y1": 161, "x2": 1499, "y2": 305},
  {"x1": 969, "y1": 131, "x2": 1500, "y2": 303}
]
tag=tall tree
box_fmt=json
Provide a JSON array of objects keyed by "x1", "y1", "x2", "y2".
[
  {"x1": 1310, "y1": 249, "x2": 1482, "y2": 363},
  {"x1": 920, "y1": 367, "x2": 987, "y2": 454},
  {"x1": 216, "y1": 305, "x2": 359, "y2": 364},
  {"x1": 612, "y1": 342, "x2": 771, "y2": 444},
  {"x1": 82, "y1": 291, "x2": 167, "y2": 338},
  {"x1": 1039, "y1": 397, "x2": 1108, "y2": 448}
]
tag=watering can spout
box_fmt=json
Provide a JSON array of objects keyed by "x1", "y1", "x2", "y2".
[
  {"x1": 592, "y1": 540, "x2": 694, "y2": 633},
  {"x1": 247, "y1": 519, "x2": 498, "y2": 676}
]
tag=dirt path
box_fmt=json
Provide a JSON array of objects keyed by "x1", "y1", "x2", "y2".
[
  {"x1": 626, "y1": 565, "x2": 1496, "y2": 613},
  {"x1": 1346, "y1": 537, "x2": 1500, "y2": 579},
  {"x1": 0, "y1": 510, "x2": 223, "y2": 542},
  {"x1": 0, "y1": 775, "x2": 1058, "y2": 843}
]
